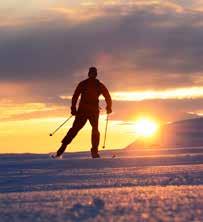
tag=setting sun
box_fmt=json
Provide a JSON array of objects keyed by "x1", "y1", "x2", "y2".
[{"x1": 135, "y1": 118, "x2": 158, "y2": 137}]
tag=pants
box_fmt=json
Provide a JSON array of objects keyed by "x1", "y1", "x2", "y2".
[{"x1": 57, "y1": 111, "x2": 100, "y2": 156}]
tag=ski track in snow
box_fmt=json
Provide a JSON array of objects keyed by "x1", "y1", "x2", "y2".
[{"x1": 0, "y1": 148, "x2": 203, "y2": 221}]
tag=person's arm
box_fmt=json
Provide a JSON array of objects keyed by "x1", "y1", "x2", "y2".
[
  {"x1": 71, "y1": 82, "x2": 82, "y2": 115},
  {"x1": 100, "y1": 83, "x2": 112, "y2": 114}
]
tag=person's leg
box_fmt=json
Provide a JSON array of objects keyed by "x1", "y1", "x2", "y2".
[
  {"x1": 88, "y1": 112, "x2": 100, "y2": 158},
  {"x1": 56, "y1": 113, "x2": 87, "y2": 157}
]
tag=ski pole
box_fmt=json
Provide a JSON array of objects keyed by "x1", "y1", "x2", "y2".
[
  {"x1": 49, "y1": 115, "x2": 73, "y2": 136},
  {"x1": 102, "y1": 114, "x2": 109, "y2": 149}
]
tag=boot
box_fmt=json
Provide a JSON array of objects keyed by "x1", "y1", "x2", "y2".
[{"x1": 91, "y1": 148, "x2": 100, "y2": 158}]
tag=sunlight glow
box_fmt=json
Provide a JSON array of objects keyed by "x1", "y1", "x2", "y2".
[
  {"x1": 60, "y1": 87, "x2": 203, "y2": 102},
  {"x1": 111, "y1": 87, "x2": 203, "y2": 101},
  {"x1": 135, "y1": 118, "x2": 158, "y2": 137}
]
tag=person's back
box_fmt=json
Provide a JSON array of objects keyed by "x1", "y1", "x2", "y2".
[
  {"x1": 53, "y1": 66, "x2": 112, "y2": 158},
  {"x1": 71, "y1": 68, "x2": 112, "y2": 115},
  {"x1": 80, "y1": 78, "x2": 100, "y2": 107}
]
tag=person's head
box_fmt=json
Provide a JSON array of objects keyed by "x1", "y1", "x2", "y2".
[{"x1": 88, "y1": 67, "x2": 97, "y2": 79}]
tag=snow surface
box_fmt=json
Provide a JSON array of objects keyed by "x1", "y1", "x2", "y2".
[{"x1": 0, "y1": 147, "x2": 203, "y2": 221}]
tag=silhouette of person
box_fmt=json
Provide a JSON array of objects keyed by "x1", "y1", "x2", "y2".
[{"x1": 54, "y1": 67, "x2": 112, "y2": 158}]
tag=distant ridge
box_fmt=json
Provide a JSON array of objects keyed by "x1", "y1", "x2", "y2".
[{"x1": 169, "y1": 117, "x2": 203, "y2": 126}]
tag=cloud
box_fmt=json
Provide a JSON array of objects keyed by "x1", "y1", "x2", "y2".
[
  {"x1": 0, "y1": 100, "x2": 67, "y2": 121},
  {"x1": 2, "y1": 96, "x2": 203, "y2": 123},
  {"x1": 1, "y1": 3, "x2": 203, "y2": 88},
  {"x1": 109, "y1": 98, "x2": 203, "y2": 123},
  {"x1": 1, "y1": 1, "x2": 203, "y2": 123}
]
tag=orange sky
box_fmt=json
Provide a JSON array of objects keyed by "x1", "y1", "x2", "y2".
[
  {"x1": 1, "y1": 1, "x2": 203, "y2": 153},
  {"x1": 0, "y1": 116, "x2": 137, "y2": 153}
]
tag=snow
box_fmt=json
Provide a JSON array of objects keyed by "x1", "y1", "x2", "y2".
[{"x1": 0, "y1": 147, "x2": 203, "y2": 221}]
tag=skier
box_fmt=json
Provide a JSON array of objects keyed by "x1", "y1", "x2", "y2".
[{"x1": 53, "y1": 67, "x2": 112, "y2": 158}]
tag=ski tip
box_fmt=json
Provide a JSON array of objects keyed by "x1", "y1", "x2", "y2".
[{"x1": 49, "y1": 152, "x2": 56, "y2": 158}]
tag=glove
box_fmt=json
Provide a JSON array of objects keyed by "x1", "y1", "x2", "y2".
[
  {"x1": 106, "y1": 106, "x2": 112, "y2": 114},
  {"x1": 71, "y1": 106, "x2": 77, "y2": 116}
]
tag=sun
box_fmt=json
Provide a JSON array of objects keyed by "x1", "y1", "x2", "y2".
[{"x1": 135, "y1": 118, "x2": 158, "y2": 137}]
